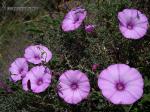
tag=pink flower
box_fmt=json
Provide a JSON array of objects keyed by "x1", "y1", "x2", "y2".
[
  {"x1": 24, "y1": 45, "x2": 52, "y2": 64},
  {"x1": 58, "y1": 70, "x2": 90, "y2": 104},
  {"x1": 118, "y1": 9, "x2": 149, "y2": 39},
  {"x1": 98, "y1": 64, "x2": 144, "y2": 104},
  {"x1": 85, "y1": 25, "x2": 95, "y2": 33},
  {"x1": 92, "y1": 64, "x2": 99, "y2": 71},
  {"x1": 9, "y1": 58, "x2": 28, "y2": 82},
  {"x1": 22, "y1": 66, "x2": 52, "y2": 93},
  {"x1": 61, "y1": 7, "x2": 87, "y2": 32}
]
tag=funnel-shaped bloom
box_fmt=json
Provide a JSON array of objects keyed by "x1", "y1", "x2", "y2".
[
  {"x1": 9, "y1": 58, "x2": 28, "y2": 82},
  {"x1": 22, "y1": 66, "x2": 52, "y2": 93},
  {"x1": 118, "y1": 9, "x2": 148, "y2": 39},
  {"x1": 98, "y1": 64, "x2": 144, "y2": 104},
  {"x1": 58, "y1": 70, "x2": 90, "y2": 104},
  {"x1": 62, "y1": 7, "x2": 87, "y2": 32},
  {"x1": 24, "y1": 45, "x2": 52, "y2": 64}
]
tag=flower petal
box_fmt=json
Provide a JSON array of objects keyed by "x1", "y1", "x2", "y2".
[
  {"x1": 100, "y1": 64, "x2": 120, "y2": 83},
  {"x1": 120, "y1": 68, "x2": 143, "y2": 84},
  {"x1": 126, "y1": 78, "x2": 144, "y2": 99},
  {"x1": 110, "y1": 91, "x2": 137, "y2": 104},
  {"x1": 11, "y1": 74, "x2": 22, "y2": 82},
  {"x1": 98, "y1": 78, "x2": 116, "y2": 99}
]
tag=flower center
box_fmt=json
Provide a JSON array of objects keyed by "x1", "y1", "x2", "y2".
[
  {"x1": 74, "y1": 16, "x2": 80, "y2": 23},
  {"x1": 37, "y1": 79, "x2": 43, "y2": 86},
  {"x1": 19, "y1": 68, "x2": 24, "y2": 74},
  {"x1": 34, "y1": 55, "x2": 40, "y2": 60},
  {"x1": 116, "y1": 82, "x2": 125, "y2": 91},
  {"x1": 71, "y1": 83, "x2": 78, "y2": 90},
  {"x1": 127, "y1": 22, "x2": 134, "y2": 30}
]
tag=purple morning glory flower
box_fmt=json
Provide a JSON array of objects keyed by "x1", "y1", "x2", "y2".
[
  {"x1": 22, "y1": 66, "x2": 52, "y2": 93},
  {"x1": 9, "y1": 58, "x2": 28, "y2": 82},
  {"x1": 118, "y1": 9, "x2": 149, "y2": 39},
  {"x1": 24, "y1": 45, "x2": 52, "y2": 64},
  {"x1": 98, "y1": 64, "x2": 144, "y2": 104},
  {"x1": 58, "y1": 70, "x2": 90, "y2": 104},
  {"x1": 61, "y1": 7, "x2": 87, "y2": 32}
]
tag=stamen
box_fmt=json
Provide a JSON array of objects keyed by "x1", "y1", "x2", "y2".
[
  {"x1": 71, "y1": 83, "x2": 78, "y2": 90},
  {"x1": 116, "y1": 82, "x2": 125, "y2": 91},
  {"x1": 37, "y1": 79, "x2": 43, "y2": 86}
]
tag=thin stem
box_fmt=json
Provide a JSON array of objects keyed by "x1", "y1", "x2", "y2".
[
  {"x1": 128, "y1": 104, "x2": 133, "y2": 112},
  {"x1": 64, "y1": 55, "x2": 73, "y2": 69}
]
